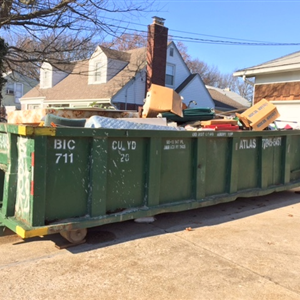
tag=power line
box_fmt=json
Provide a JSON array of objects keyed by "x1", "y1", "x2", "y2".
[{"x1": 100, "y1": 16, "x2": 300, "y2": 46}]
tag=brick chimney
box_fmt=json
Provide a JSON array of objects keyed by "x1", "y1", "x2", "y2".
[{"x1": 146, "y1": 17, "x2": 168, "y2": 91}]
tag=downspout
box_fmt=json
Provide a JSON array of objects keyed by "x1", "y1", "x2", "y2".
[
  {"x1": 242, "y1": 74, "x2": 255, "y2": 86},
  {"x1": 243, "y1": 74, "x2": 255, "y2": 106},
  {"x1": 125, "y1": 78, "x2": 135, "y2": 110}
]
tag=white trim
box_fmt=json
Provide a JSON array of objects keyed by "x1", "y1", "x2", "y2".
[
  {"x1": 270, "y1": 100, "x2": 300, "y2": 104},
  {"x1": 234, "y1": 63, "x2": 300, "y2": 77},
  {"x1": 254, "y1": 79, "x2": 300, "y2": 85}
]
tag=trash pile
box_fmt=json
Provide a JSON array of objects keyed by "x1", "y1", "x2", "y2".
[{"x1": 5, "y1": 84, "x2": 299, "y2": 131}]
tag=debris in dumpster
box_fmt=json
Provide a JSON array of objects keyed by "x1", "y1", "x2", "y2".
[
  {"x1": 161, "y1": 107, "x2": 215, "y2": 124},
  {"x1": 274, "y1": 120, "x2": 299, "y2": 130},
  {"x1": 200, "y1": 119, "x2": 238, "y2": 126},
  {"x1": 7, "y1": 107, "x2": 139, "y2": 124},
  {"x1": 235, "y1": 99, "x2": 280, "y2": 131},
  {"x1": 85, "y1": 115, "x2": 184, "y2": 131},
  {"x1": 283, "y1": 124, "x2": 293, "y2": 130},
  {"x1": 117, "y1": 117, "x2": 168, "y2": 127},
  {"x1": 202, "y1": 124, "x2": 239, "y2": 131},
  {"x1": 142, "y1": 84, "x2": 183, "y2": 118},
  {"x1": 45, "y1": 114, "x2": 86, "y2": 127}
]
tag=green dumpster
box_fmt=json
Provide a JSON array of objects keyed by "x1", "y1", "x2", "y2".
[{"x1": 0, "y1": 123, "x2": 299, "y2": 242}]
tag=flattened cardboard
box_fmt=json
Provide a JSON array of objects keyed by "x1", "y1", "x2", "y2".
[
  {"x1": 236, "y1": 99, "x2": 280, "y2": 131},
  {"x1": 142, "y1": 84, "x2": 183, "y2": 118}
]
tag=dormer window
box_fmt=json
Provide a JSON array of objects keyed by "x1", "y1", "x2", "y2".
[
  {"x1": 41, "y1": 65, "x2": 52, "y2": 89},
  {"x1": 44, "y1": 70, "x2": 50, "y2": 87},
  {"x1": 95, "y1": 62, "x2": 101, "y2": 82}
]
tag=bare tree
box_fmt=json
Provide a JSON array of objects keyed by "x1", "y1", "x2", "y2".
[
  {"x1": 0, "y1": 0, "x2": 154, "y2": 103},
  {"x1": 103, "y1": 32, "x2": 147, "y2": 51},
  {"x1": 176, "y1": 42, "x2": 253, "y2": 101},
  {"x1": 7, "y1": 33, "x2": 97, "y2": 79}
]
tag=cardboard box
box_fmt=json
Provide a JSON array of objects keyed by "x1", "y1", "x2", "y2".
[
  {"x1": 236, "y1": 99, "x2": 280, "y2": 131},
  {"x1": 142, "y1": 84, "x2": 183, "y2": 118}
]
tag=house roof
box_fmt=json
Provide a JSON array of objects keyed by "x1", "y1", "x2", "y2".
[
  {"x1": 233, "y1": 50, "x2": 300, "y2": 78},
  {"x1": 44, "y1": 61, "x2": 77, "y2": 73},
  {"x1": 206, "y1": 86, "x2": 249, "y2": 111},
  {"x1": 175, "y1": 74, "x2": 197, "y2": 93},
  {"x1": 22, "y1": 47, "x2": 147, "y2": 101},
  {"x1": 100, "y1": 46, "x2": 131, "y2": 62},
  {"x1": 4, "y1": 71, "x2": 38, "y2": 86}
]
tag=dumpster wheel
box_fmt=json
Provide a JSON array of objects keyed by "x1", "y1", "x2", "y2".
[{"x1": 60, "y1": 228, "x2": 87, "y2": 244}]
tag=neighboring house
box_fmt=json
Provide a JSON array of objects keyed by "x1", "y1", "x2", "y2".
[
  {"x1": 206, "y1": 86, "x2": 250, "y2": 113},
  {"x1": 21, "y1": 17, "x2": 214, "y2": 111},
  {"x1": 2, "y1": 72, "x2": 38, "y2": 110},
  {"x1": 233, "y1": 50, "x2": 300, "y2": 122}
]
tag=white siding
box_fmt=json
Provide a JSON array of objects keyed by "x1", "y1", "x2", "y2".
[
  {"x1": 180, "y1": 76, "x2": 215, "y2": 109},
  {"x1": 40, "y1": 62, "x2": 69, "y2": 88},
  {"x1": 166, "y1": 42, "x2": 190, "y2": 89},
  {"x1": 271, "y1": 100, "x2": 300, "y2": 124},
  {"x1": 113, "y1": 70, "x2": 146, "y2": 107},
  {"x1": 255, "y1": 70, "x2": 300, "y2": 84},
  {"x1": 89, "y1": 47, "x2": 128, "y2": 84},
  {"x1": 40, "y1": 62, "x2": 52, "y2": 88}
]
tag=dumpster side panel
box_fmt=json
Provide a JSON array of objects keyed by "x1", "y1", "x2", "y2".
[
  {"x1": 0, "y1": 132, "x2": 8, "y2": 166},
  {"x1": 159, "y1": 138, "x2": 193, "y2": 203},
  {"x1": 205, "y1": 137, "x2": 229, "y2": 196},
  {"x1": 236, "y1": 137, "x2": 259, "y2": 190},
  {"x1": 15, "y1": 137, "x2": 34, "y2": 225},
  {"x1": 45, "y1": 137, "x2": 90, "y2": 221},
  {"x1": 290, "y1": 135, "x2": 300, "y2": 182},
  {"x1": 106, "y1": 138, "x2": 146, "y2": 213}
]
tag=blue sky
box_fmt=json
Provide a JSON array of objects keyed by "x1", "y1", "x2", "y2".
[{"x1": 135, "y1": 0, "x2": 300, "y2": 75}]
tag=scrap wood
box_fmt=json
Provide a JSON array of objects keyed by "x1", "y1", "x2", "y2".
[
  {"x1": 201, "y1": 119, "x2": 238, "y2": 126},
  {"x1": 203, "y1": 124, "x2": 239, "y2": 131},
  {"x1": 215, "y1": 107, "x2": 248, "y2": 117}
]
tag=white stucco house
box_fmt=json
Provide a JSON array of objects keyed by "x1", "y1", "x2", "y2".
[{"x1": 20, "y1": 17, "x2": 214, "y2": 111}]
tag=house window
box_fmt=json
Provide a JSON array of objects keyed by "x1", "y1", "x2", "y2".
[
  {"x1": 95, "y1": 62, "x2": 101, "y2": 82},
  {"x1": 44, "y1": 70, "x2": 51, "y2": 87},
  {"x1": 28, "y1": 104, "x2": 41, "y2": 109},
  {"x1": 165, "y1": 64, "x2": 175, "y2": 86},
  {"x1": 170, "y1": 48, "x2": 174, "y2": 57},
  {"x1": 48, "y1": 104, "x2": 69, "y2": 108},
  {"x1": 14, "y1": 83, "x2": 23, "y2": 104},
  {"x1": 6, "y1": 83, "x2": 14, "y2": 95}
]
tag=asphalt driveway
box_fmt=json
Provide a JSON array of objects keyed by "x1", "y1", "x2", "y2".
[{"x1": 1, "y1": 189, "x2": 300, "y2": 300}]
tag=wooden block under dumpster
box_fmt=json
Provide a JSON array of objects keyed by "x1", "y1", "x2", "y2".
[
  {"x1": 142, "y1": 84, "x2": 183, "y2": 118},
  {"x1": 236, "y1": 99, "x2": 280, "y2": 131}
]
